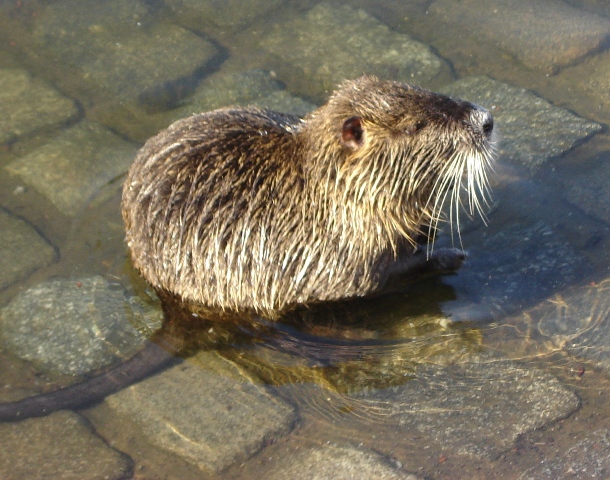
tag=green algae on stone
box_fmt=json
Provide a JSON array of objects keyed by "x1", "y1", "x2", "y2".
[
  {"x1": 0, "y1": 210, "x2": 56, "y2": 290},
  {"x1": 0, "y1": 411, "x2": 132, "y2": 480},
  {"x1": 6, "y1": 121, "x2": 137, "y2": 216},
  {"x1": 0, "y1": 69, "x2": 78, "y2": 145},
  {"x1": 441, "y1": 76, "x2": 602, "y2": 170}
]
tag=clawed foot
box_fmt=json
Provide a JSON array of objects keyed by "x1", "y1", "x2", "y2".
[
  {"x1": 388, "y1": 247, "x2": 467, "y2": 279},
  {"x1": 426, "y1": 247, "x2": 467, "y2": 273}
]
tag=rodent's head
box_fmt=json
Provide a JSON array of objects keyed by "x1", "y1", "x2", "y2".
[{"x1": 302, "y1": 75, "x2": 496, "y2": 246}]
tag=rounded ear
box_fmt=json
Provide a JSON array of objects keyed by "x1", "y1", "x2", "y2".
[{"x1": 341, "y1": 116, "x2": 365, "y2": 150}]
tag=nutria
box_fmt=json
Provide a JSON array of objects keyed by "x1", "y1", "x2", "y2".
[
  {"x1": 0, "y1": 75, "x2": 495, "y2": 421},
  {"x1": 123, "y1": 75, "x2": 495, "y2": 314}
]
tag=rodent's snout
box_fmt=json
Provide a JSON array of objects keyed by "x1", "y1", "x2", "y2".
[{"x1": 468, "y1": 105, "x2": 494, "y2": 140}]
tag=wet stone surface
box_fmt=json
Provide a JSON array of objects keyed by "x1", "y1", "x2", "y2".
[
  {"x1": 32, "y1": 0, "x2": 218, "y2": 109},
  {"x1": 430, "y1": 0, "x2": 610, "y2": 72},
  {"x1": 0, "y1": 68, "x2": 78, "y2": 145},
  {"x1": 168, "y1": 0, "x2": 285, "y2": 32},
  {"x1": 106, "y1": 350, "x2": 297, "y2": 474},
  {"x1": 0, "y1": 276, "x2": 161, "y2": 376},
  {"x1": 501, "y1": 278, "x2": 610, "y2": 375},
  {"x1": 6, "y1": 120, "x2": 137, "y2": 216},
  {"x1": 561, "y1": 50, "x2": 610, "y2": 109},
  {"x1": 0, "y1": 210, "x2": 56, "y2": 290},
  {"x1": 259, "y1": 2, "x2": 451, "y2": 98},
  {"x1": 0, "y1": 411, "x2": 132, "y2": 480},
  {"x1": 350, "y1": 356, "x2": 579, "y2": 459},
  {"x1": 263, "y1": 443, "x2": 421, "y2": 480},
  {"x1": 441, "y1": 76, "x2": 602, "y2": 170},
  {"x1": 562, "y1": 151, "x2": 610, "y2": 225},
  {"x1": 168, "y1": 69, "x2": 316, "y2": 124},
  {"x1": 518, "y1": 429, "x2": 610, "y2": 480},
  {"x1": 445, "y1": 221, "x2": 590, "y2": 314}
]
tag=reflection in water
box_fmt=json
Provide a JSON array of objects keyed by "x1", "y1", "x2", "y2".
[
  {"x1": 484, "y1": 278, "x2": 610, "y2": 368},
  {"x1": 156, "y1": 277, "x2": 483, "y2": 422}
]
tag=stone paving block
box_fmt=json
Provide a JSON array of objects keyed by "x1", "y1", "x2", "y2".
[
  {"x1": 33, "y1": 0, "x2": 218, "y2": 109},
  {"x1": 0, "y1": 411, "x2": 132, "y2": 480},
  {"x1": 259, "y1": 3, "x2": 451, "y2": 98},
  {"x1": 106, "y1": 351, "x2": 296, "y2": 474},
  {"x1": 168, "y1": 0, "x2": 285, "y2": 32},
  {"x1": 441, "y1": 76, "x2": 601, "y2": 170},
  {"x1": 0, "y1": 276, "x2": 160, "y2": 376},
  {"x1": 6, "y1": 121, "x2": 137, "y2": 216},
  {"x1": 444, "y1": 221, "x2": 590, "y2": 313},
  {"x1": 566, "y1": 50, "x2": 610, "y2": 108},
  {"x1": 562, "y1": 155, "x2": 610, "y2": 225},
  {"x1": 265, "y1": 443, "x2": 421, "y2": 480},
  {"x1": 168, "y1": 69, "x2": 316, "y2": 124},
  {"x1": 430, "y1": 0, "x2": 610, "y2": 72},
  {"x1": 502, "y1": 277, "x2": 610, "y2": 375},
  {"x1": 0, "y1": 68, "x2": 78, "y2": 145},
  {"x1": 351, "y1": 356, "x2": 579, "y2": 458},
  {"x1": 519, "y1": 429, "x2": 610, "y2": 479},
  {"x1": 0, "y1": 210, "x2": 56, "y2": 290}
]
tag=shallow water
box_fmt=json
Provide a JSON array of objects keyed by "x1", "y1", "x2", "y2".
[{"x1": 1, "y1": 0, "x2": 610, "y2": 478}]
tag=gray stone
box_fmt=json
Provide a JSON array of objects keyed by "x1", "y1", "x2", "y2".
[
  {"x1": 444, "y1": 221, "x2": 589, "y2": 312},
  {"x1": 565, "y1": 50, "x2": 610, "y2": 108},
  {"x1": 0, "y1": 411, "x2": 132, "y2": 480},
  {"x1": 0, "y1": 210, "x2": 56, "y2": 290},
  {"x1": 168, "y1": 0, "x2": 285, "y2": 32},
  {"x1": 563, "y1": 148, "x2": 610, "y2": 225},
  {"x1": 6, "y1": 121, "x2": 137, "y2": 216},
  {"x1": 429, "y1": 0, "x2": 610, "y2": 72},
  {"x1": 265, "y1": 443, "x2": 420, "y2": 480},
  {"x1": 106, "y1": 351, "x2": 296, "y2": 474},
  {"x1": 170, "y1": 69, "x2": 316, "y2": 123},
  {"x1": 33, "y1": 0, "x2": 218, "y2": 109},
  {"x1": 441, "y1": 76, "x2": 602, "y2": 170},
  {"x1": 519, "y1": 429, "x2": 610, "y2": 479},
  {"x1": 253, "y1": 90, "x2": 316, "y2": 117},
  {"x1": 0, "y1": 276, "x2": 161, "y2": 376},
  {"x1": 0, "y1": 68, "x2": 78, "y2": 144},
  {"x1": 351, "y1": 356, "x2": 579, "y2": 458},
  {"x1": 259, "y1": 3, "x2": 451, "y2": 98}
]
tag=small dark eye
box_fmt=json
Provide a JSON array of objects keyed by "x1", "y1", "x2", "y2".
[
  {"x1": 341, "y1": 116, "x2": 365, "y2": 150},
  {"x1": 405, "y1": 120, "x2": 427, "y2": 135}
]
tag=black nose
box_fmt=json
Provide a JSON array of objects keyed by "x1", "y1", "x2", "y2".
[{"x1": 468, "y1": 106, "x2": 494, "y2": 139}]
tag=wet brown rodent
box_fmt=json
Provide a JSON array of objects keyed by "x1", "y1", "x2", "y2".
[
  {"x1": 0, "y1": 75, "x2": 495, "y2": 421},
  {"x1": 123, "y1": 75, "x2": 495, "y2": 315}
]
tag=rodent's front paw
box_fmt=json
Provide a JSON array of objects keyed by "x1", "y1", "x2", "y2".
[{"x1": 429, "y1": 248, "x2": 467, "y2": 272}]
